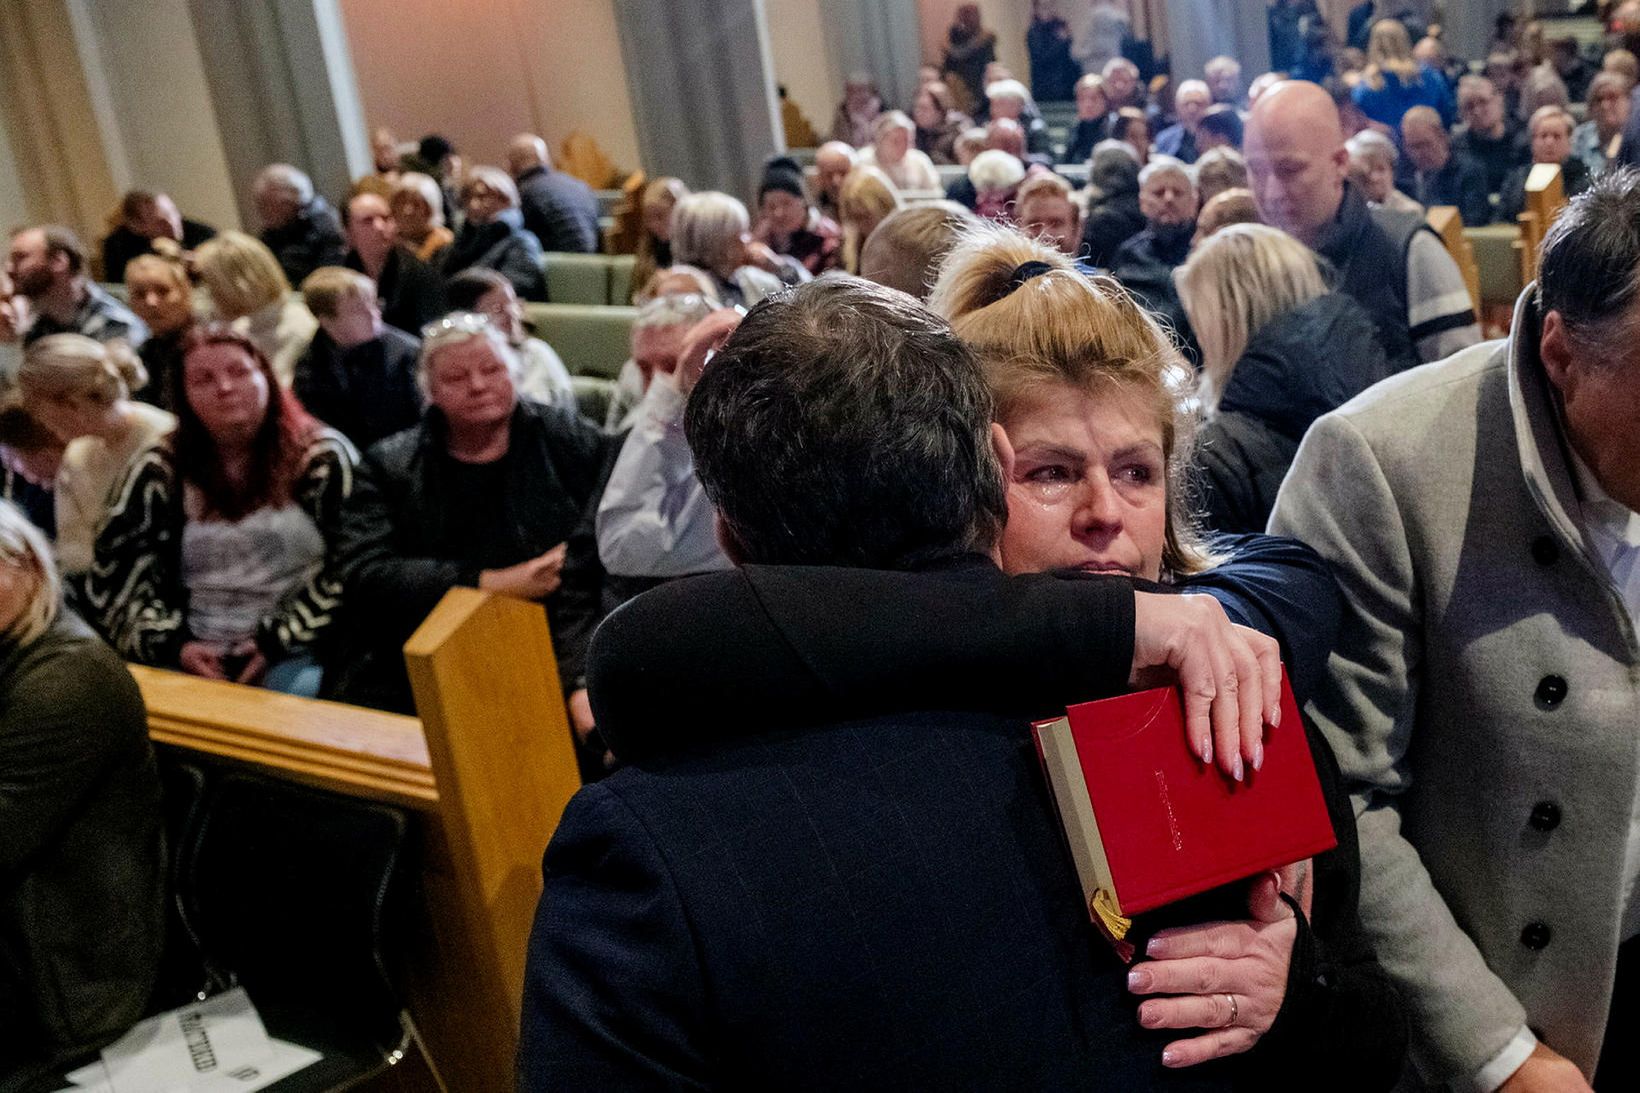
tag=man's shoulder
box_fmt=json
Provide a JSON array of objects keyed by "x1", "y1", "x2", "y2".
[{"x1": 1323, "y1": 339, "x2": 1506, "y2": 443}]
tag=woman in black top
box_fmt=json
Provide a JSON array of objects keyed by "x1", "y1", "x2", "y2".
[{"x1": 332, "y1": 313, "x2": 609, "y2": 712}]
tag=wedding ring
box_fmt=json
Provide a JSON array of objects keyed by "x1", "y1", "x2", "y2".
[{"x1": 1222, "y1": 992, "x2": 1239, "y2": 1027}]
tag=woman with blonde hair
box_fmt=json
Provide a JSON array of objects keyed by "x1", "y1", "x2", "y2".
[
  {"x1": 390, "y1": 172, "x2": 454, "y2": 263},
  {"x1": 836, "y1": 166, "x2": 904, "y2": 273},
  {"x1": 629, "y1": 176, "x2": 691, "y2": 302},
  {"x1": 928, "y1": 221, "x2": 1403, "y2": 1080},
  {"x1": 15, "y1": 333, "x2": 175, "y2": 579},
  {"x1": 1175, "y1": 223, "x2": 1390, "y2": 533},
  {"x1": 1351, "y1": 18, "x2": 1455, "y2": 130},
  {"x1": 124, "y1": 253, "x2": 196, "y2": 406},
  {"x1": 194, "y1": 230, "x2": 317, "y2": 387}
]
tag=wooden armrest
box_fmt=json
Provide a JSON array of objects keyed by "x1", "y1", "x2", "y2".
[{"x1": 131, "y1": 664, "x2": 437, "y2": 811}]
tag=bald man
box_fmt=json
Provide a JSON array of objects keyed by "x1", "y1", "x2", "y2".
[
  {"x1": 1400, "y1": 106, "x2": 1492, "y2": 227},
  {"x1": 813, "y1": 141, "x2": 857, "y2": 222},
  {"x1": 507, "y1": 133, "x2": 600, "y2": 254},
  {"x1": 1245, "y1": 81, "x2": 1479, "y2": 372}
]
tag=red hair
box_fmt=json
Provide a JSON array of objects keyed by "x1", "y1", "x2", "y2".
[{"x1": 170, "y1": 324, "x2": 318, "y2": 520}]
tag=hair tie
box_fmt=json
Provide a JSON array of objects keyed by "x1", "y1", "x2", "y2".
[{"x1": 1003, "y1": 260, "x2": 1055, "y2": 296}]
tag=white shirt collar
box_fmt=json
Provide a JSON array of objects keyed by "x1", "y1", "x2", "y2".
[{"x1": 1569, "y1": 446, "x2": 1640, "y2": 551}]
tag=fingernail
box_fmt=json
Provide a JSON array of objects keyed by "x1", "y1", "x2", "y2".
[
  {"x1": 1127, "y1": 968, "x2": 1150, "y2": 991},
  {"x1": 1232, "y1": 756, "x2": 1244, "y2": 782},
  {"x1": 1253, "y1": 742, "x2": 1264, "y2": 772},
  {"x1": 1199, "y1": 736, "x2": 1212, "y2": 764},
  {"x1": 1138, "y1": 1004, "x2": 1160, "y2": 1028},
  {"x1": 1161, "y1": 1049, "x2": 1180, "y2": 1067},
  {"x1": 1270, "y1": 703, "x2": 1282, "y2": 727},
  {"x1": 1145, "y1": 937, "x2": 1166, "y2": 957}
]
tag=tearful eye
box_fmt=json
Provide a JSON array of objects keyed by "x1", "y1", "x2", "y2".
[{"x1": 1020, "y1": 464, "x2": 1077, "y2": 501}]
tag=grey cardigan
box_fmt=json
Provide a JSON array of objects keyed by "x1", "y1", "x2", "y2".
[{"x1": 1271, "y1": 288, "x2": 1640, "y2": 1085}]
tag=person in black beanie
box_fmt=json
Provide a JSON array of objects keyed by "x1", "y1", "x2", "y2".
[{"x1": 747, "y1": 157, "x2": 842, "y2": 281}]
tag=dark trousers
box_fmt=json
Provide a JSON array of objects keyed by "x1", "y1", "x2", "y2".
[{"x1": 1597, "y1": 933, "x2": 1640, "y2": 1090}]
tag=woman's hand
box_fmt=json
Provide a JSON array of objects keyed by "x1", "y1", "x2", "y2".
[
  {"x1": 179, "y1": 640, "x2": 228, "y2": 680},
  {"x1": 1127, "y1": 872, "x2": 1296, "y2": 1067},
  {"x1": 1131, "y1": 591, "x2": 1282, "y2": 781}
]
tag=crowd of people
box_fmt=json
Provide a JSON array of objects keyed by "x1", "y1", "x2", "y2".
[{"x1": 3, "y1": 2, "x2": 1640, "y2": 1091}]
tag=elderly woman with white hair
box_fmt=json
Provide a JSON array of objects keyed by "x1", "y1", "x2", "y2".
[
  {"x1": 1345, "y1": 130, "x2": 1424, "y2": 214},
  {"x1": 441, "y1": 165, "x2": 548, "y2": 302},
  {"x1": 331, "y1": 312, "x2": 610, "y2": 712},
  {"x1": 669, "y1": 191, "x2": 785, "y2": 308},
  {"x1": 0, "y1": 500, "x2": 163, "y2": 1074},
  {"x1": 1176, "y1": 223, "x2": 1391, "y2": 533},
  {"x1": 858, "y1": 111, "x2": 942, "y2": 192},
  {"x1": 984, "y1": 77, "x2": 1051, "y2": 157},
  {"x1": 967, "y1": 149, "x2": 1026, "y2": 223}
]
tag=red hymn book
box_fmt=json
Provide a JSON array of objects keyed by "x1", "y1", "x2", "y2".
[{"x1": 1033, "y1": 672, "x2": 1335, "y2": 958}]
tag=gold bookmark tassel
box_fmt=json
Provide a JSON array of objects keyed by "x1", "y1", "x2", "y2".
[{"x1": 1090, "y1": 889, "x2": 1135, "y2": 963}]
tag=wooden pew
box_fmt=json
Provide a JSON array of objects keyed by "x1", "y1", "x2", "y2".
[
  {"x1": 133, "y1": 589, "x2": 580, "y2": 1090},
  {"x1": 1425, "y1": 206, "x2": 1480, "y2": 320},
  {"x1": 1517, "y1": 163, "x2": 1567, "y2": 287}
]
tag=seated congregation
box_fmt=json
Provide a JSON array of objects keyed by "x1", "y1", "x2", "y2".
[{"x1": 5, "y1": 4, "x2": 1640, "y2": 1091}]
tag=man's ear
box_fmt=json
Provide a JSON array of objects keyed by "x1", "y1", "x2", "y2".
[
  {"x1": 714, "y1": 511, "x2": 745, "y2": 566},
  {"x1": 990, "y1": 421, "x2": 1016, "y2": 483},
  {"x1": 1540, "y1": 308, "x2": 1578, "y2": 395}
]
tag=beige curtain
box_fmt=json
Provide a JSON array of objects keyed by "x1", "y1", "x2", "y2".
[
  {"x1": 0, "y1": 0, "x2": 119, "y2": 244},
  {"x1": 1128, "y1": 0, "x2": 1170, "y2": 60}
]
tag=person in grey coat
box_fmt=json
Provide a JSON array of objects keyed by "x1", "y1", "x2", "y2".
[{"x1": 1271, "y1": 170, "x2": 1640, "y2": 1092}]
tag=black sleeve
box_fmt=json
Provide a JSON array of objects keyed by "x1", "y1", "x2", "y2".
[
  {"x1": 0, "y1": 634, "x2": 148, "y2": 872},
  {"x1": 1460, "y1": 163, "x2": 1492, "y2": 231},
  {"x1": 548, "y1": 435, "x2": 625, "y2": 692},
  {"x1": 1175, "y1": 532, "x2": 1343, "y2": 704},
  {"x1": 542, "y1": 407, "x2": 617, "y2": 514},
  {"x1": 518, "y1": 783, "x2": 712, "y2": 1090},
  {"x1": 590, "y1": 564, "x2": 1136, "y2": 762},
  {"x1": 332, "y1": 442, "x2": 470, "y2": 642},
  {"x1": 502, "y1": 234, "x2": 549, "y2": 302}
]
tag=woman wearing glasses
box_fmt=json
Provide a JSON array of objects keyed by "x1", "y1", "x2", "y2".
[
  {"x1": 85, "y1": 325, "x2": 356, "y2": 697},
  {"x1": 330, "y1": 312, "x2": 611, "y2": 713}
]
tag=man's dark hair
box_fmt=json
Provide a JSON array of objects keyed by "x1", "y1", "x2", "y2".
[
  {"x1": 25, "y1": 225, "x2": 87, "y2": 276},
  {"x1": 1198, "y1": 104, "x2": 1243, "y2": 147},
  {"x1": 1538, "y1": 167, "x2": 1640, "y2": 354},
  {"x1": 445, "y1": 268, "x2": 512, "y2": 311},
  {"x1": 418, "y1": 135, "x2": 455, "y2": 165},
  {"x1": 685, "y1": 277, "x2": 1008, "y2": 569}
]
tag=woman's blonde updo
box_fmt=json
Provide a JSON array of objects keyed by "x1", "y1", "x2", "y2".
[
  {"x1": 18, "y1": 333, "x2": 146, "y2": 408},
  {"x1": 928, "y1": 221, "x2": 1217, "y2": 576}
]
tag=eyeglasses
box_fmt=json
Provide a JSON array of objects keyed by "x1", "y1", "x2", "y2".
[{"x1": 420, "y1": 311, "x2": 495, "y2": 339}]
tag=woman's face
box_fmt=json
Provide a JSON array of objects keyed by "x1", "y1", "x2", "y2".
[
  {"x1": 913, "y1": 90, "x2": 942, "y2": 130},
  {"x1": 645, "y1": 194, "x2": 677, "y2": 241},
  {"x1": 760, "y1": 190, "x2": 808, "y2": 237},
  {"x1": 127, "y1": 268, "x2": 193, "y2": 335},
  {"x1": 473, "y1": 283, "x2": 525, "y2": 344},
  {"x1": 876, "y1": 125, "x2": 912, "y2": 164},
  {"x1": 998, "y1": 383, "x2": 1168, "y2": 582},
  {"x1": 184, "y1": 342, "x2": 270, "y2": 443},
  {"x1": 428, "y1": 337, "x2": 517, "y2": 432},
  {"x1": 1076, "y1": 83, "x2": 1108, "y2": 120},
  {"x1": 463, "y1": 182, "x2": 508, "y2": 226},
  {"x1": 30, "y1": 387, "x2": 120, "y2": 445},
  {"x1": 1349, "y1": 154, "x2": 1394, "y2": 203},
  {"x1": 0, "y1": 558, "x2": 36, "y2": 639}
]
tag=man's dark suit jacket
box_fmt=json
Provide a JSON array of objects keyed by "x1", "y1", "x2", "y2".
[
  {"x1": 345, "y1": 246, "x2": 445, "y2": 336},
  {"x1": 519, "y1": 555, "x2": 1406, "y2": 1091},
  {"x1": 515, "y1": 165, "x2": 600, "y2": 254},
  {"x1": 1411, "y1": 153, "x2": 1491, "y2": 228}
]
